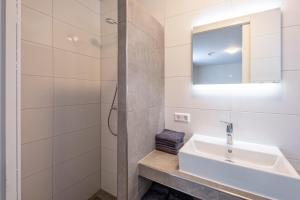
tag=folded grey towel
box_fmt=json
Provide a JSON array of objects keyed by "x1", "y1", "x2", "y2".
[
  {"x1": 156, "y1": 138, "x2": 183, "y2": 146},
  {"x1": 156, "y1": 142, "x2": 184, "y2": 151},
  {"x1": 156, "y1": 147, "x2": 178, "y2": 155},
  {"x1": 156, "y1": 143, "x2": 184, "y2": 155},
  {"x1": 156, "y1": 129, "x2": 185, "y2": 144},
  {"x1": 156, "y1": 141, "x2": 183, "y2": 149}
]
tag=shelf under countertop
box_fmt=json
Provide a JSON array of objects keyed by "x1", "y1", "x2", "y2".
[{"x1": 138, "y1": 150, "x2": 270, "y2": 200}]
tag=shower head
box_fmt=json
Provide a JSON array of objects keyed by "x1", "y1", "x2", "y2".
[{"x1": 105, "y1": 17, "x2": 119, "y2": 25}]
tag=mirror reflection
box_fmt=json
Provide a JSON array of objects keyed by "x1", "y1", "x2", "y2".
[
  {"x1": 193, "y1": 25, "x2": 243, "y2": 84},
  {"x1": 192, "y1": 9, "x2": 281, "y2": 85}
]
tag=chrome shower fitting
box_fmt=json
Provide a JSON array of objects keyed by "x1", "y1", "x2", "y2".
[
  {"x1": 108, "y1": 85, "x2": 118, "y2": 136},
  {"x1": 104, "y1": 17, "x2": 118, "y2": 136},
  {"x1": 105, "y1": 17, "x2": 119, "y2": 25}
]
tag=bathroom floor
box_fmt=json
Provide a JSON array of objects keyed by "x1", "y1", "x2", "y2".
[{"x1": 89, "y1": 190, "x2": 116, "y2": 200}]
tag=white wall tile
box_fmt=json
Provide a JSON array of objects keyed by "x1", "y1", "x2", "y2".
[
  {"x1": 53, "y1": 171, "x2": 100, "y2": 200},
  {"x1": 53, "y1": 20, "x2": 100, "y2": 58},
  {"x1": 22, "y1": 0, "x2": 53, "y2": 15},
  {"x1": 54, "y1": 149, "x2": 100, "y2": 194},
  {"x1": 101, "y1": 147, "x2": 117, "y2": 173},
  {"x1": 190, "y1": 109, "x2": 231, "y2": 138},
  {"x1": 100, "y1": 0, "x2": 117, "y2": 15},
  {"x1": 283, "y1": 26, "x2": 300, "y2": 70},
  {"x1": 21, "y1": 75, "x2": 53, "y2": 109},
  {"x1": 55, "y1": 78, "x2": 100, "y2": 106},
  {"x1": 165, "y1": 0, "x2": 204, "y2": 18},
  {"x1": 231, "y1": 0, "x2": 281, "y2": 17},
  {"x1": 22, "y1": 0, "x2": 102, "y2": 198},
  {"x1": 101, "y1": 81, "x2": 117, "y2": 104},
  {"x1": 282, "y1": 0, "x2": 300, "y2": 27},
  {"x1": 165, "y1": 0, "x2": 229, "y2": 18},
  {"x1": 54, "y1": 126, "x2": 100, "y2": 163},
  {"x1": 54, "y1": 49, "x2": 100, "y2": 80},
  {"x1": 232, "y1": 71, "x2": 300, "y2": 115},
  {"x1": 22, "y1": 6, "x2": 52, "y2": 46},
  {"x1": 21, "y1": 108, "x2": 53, "y2": 144},
  {"x1": 101, "y1": 169, "x2": 117, "y2": 196},
  {"x1": 76, "y1": 0, "x2": 101, "y2": 14},
  {"x1": 21, "y1": 41, "x2": 53, "y2": 76},
  {"x1": 101, "y1": 57, "x2": 118, "y2": 81},
  {"x1": 165, "y1": 77, "x2": 192, "y2": 107},
  {"x1": 251, "y1": 8, "x2": 281, "y2": 37},
  {"x1": 53, "y1": 0, "x2": 100, "y2": 35},
  {"x1": 191, "y1": 1, "x2": 232, "y2": 26},
  {"x1": 101, "y1": 33, "x2": 118, "y2": 58},
  {"x1": 165, "y1": 44, "x2": 192, "y2": 77},
  {"x1": 232, "y1": 112, "x2": 300, "y2": 160},
  {"x1": 22, "y1": 169, "x2": 52, "y2": 200},
  {"x1": 139, "y1": 0, "x2": 166, "y2": 25},
  {"x1": 54, "y1": 104, "x2": 100, "y2": 135},
  {"x1": 101, "y1": 124, "x2": 117, "y2": 151},
  {"x1": 101, "y1": 103, "x2": 117, "y2": 128},
  {"x1": 22, "y1": 139, "x2": 52, "y2": 178},
  {"x1": 165, "y1": 11, "x2": 197, "y2": 47},
  {"x1": 165, "y1": 1, "x2": 236, "y2": 47},
  {"x1": 87, "y1": 81, "x2": 101, "y2": 104},
  {"x1": 165, "y1": 77, "x2": 232, "y2": 110}
]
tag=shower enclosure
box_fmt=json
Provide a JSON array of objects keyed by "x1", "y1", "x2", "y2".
[
  {"x1": 21, "y1": 0, "x2": 118, "y2": 199},
  {"x1": 20, "y1": 0, "x2": 164, "y2": 199}
]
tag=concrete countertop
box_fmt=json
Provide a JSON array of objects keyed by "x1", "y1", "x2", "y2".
[{"x1": 138, "y1": 150, "x2": 270, "y2": 200}]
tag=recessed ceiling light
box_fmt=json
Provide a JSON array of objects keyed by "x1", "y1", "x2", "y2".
[{"x1": 224, "y1": 47, "x2": 241, "y2": 54}]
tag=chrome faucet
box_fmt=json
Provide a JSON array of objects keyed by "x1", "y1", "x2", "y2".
[{"x1": 221, "y1": 121, "x2": 233, "y2": 154}]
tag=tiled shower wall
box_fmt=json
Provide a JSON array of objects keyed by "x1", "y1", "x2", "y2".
[
  {"x1": 161, "y1": 0, "x2": 300, "y2": 172},
  {"x1": 124, "y1": 0, "x2": 165, "y2": 199},
  {"x1": 21, "y1": 0, "x2": 101, "y2": 199},
  {"x1": 100, "y1": 0, "x2": 118, "y2": 196}
]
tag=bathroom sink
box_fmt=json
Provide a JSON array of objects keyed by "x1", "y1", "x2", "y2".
[{"x1": 178, "y1": 135, "x2": 300, "y2": 200}]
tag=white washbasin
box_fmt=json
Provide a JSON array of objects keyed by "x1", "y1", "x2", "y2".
[{"x1": 178, "y1": 134, "x2": 300, "y2": 200}]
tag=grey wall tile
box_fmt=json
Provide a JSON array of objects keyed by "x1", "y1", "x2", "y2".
[{"x1": 122, "y1": 0, "x2": 165, "y2": 198}]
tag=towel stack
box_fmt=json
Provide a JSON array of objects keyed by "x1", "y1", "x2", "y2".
[{"x1": 155, "y1": 129, "x2": 185, "y2": 155}]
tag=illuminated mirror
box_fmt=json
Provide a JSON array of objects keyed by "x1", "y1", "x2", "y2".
[{"x1": 192, "y1": 9, "x2": 281, "y2": 85}]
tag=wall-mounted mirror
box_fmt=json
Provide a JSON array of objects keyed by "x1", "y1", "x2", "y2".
[{"x1": 192, "y1": 9, "x2": 281, "y2": 85}]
